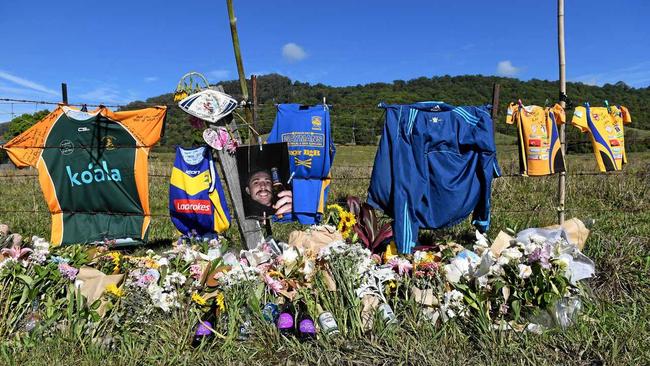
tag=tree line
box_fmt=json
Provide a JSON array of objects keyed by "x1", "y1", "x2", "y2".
[{"x1": 2, "y1": 74, "x2": 649, "y2": 156}]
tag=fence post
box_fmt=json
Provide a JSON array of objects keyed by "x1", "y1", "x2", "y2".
[
  {"x1": 61, "y1": 83, "x2": 68, "y2": 105},
  {"x1": 557, "y1": 0, "x2": 567, "y2": 225}
]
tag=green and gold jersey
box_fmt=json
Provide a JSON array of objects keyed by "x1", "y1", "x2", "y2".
[{"x1": 4, "y1": 106, "x2": 166, "y2": 246}]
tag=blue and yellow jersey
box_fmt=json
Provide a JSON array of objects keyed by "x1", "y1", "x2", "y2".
[
  {"x1": 267, "y1": 104, "x2": 335, "y2": 179},
  {"x1": 266, "y1": 104, "x2": 335, "y2": 225},
  {"x1": 169, "y1": 146, "x2": 230, "y2": 235},
  {"x1": 506, "y1": 103, "x2": 566, "y2": 176},
  {"x1": 571, "y1": 105, "x2": 632, "y2": 172}
]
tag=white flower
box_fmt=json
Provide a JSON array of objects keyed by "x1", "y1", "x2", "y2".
[
  {"x1": 163, "y1": 272, "x2": 186, "y2": 290},
  {"x1": 156, "y1": 258, "x2": 169, "y2": 267},
  {"x1": 281, "y1": 247, "x2": 299, "y2": 266},
  {"x1": 220, "y1": 264, "x2": 260, "y2": 288},
  {"x1": 147, "y1": 283, "x2": 180, "y2": 312},
  {"x1": 316, "y1": 240, "x2": 348, "y2": 260},
  {"x1": 29, "y1": 236, "x2": 50, "y2": 264},
  {"x1": 498, "y1": 247, "x2": 523, "y2": 265},
  {"x1": 489, "y1": 263, "x2": 505, "y2": 277},
  {"x1": 518, "y1": 264, "x2": 532, "y2": 279},
  {"x1": 440, "y1": 290, "x2": 469, "y2": 321},
  {"x1": 476, "y1": 275, "x2": 489, "y2": 288},
  {"x1": 301, "y1": 259, "x2": 315, "y2": 278}
]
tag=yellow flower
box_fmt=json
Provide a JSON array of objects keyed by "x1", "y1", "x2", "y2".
[
  {"x1": 215, "y1": 292, "x2": 225, "y2": 312},
  {"x1": 340, "y1": 224, "x2": 352, "y2": 239},
  {"x1": 144, "y1": 258, "x2": 160, "y2": 269},
  {"x1": 327, "y1": 204, "x2": 345, "y2": 216},
  {"x1": 105, "y1": 283, "x2": 124, "y2": 297},
  {"x1": 383, "y1": 241, "x2": 398, "y2": 262},
  {"x1": 340, "y1": 211, "x2": 357, "y2": 227},
  {"x1": 107, "y1": 252, "x2": 121, "y2": 273},
  {"x1": 192, "y1": 292, "x2": 207, "y2": 306}
]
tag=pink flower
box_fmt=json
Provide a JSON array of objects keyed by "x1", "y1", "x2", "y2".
[
  {"x1": 58, "y1": 263, "x2": 79, "y2": 281},
  {"x1": 371, "y1": 254, "x2": 382, "y2": 264},
  {"x1": 189, "y1": 263, "x2": 203, "y2": 280},
  {"x1": 388, "y1": 257, "x2": 413, "y2": 276},
  {"x1": 263, "y1": 274, "x2": 283, "y2": 294},
  {"x1": 239, "y1": 258, "x2": 249, "y2": 266},
  {"x1": 1, "y1": 244, "x2": 32, "y2": 260}
]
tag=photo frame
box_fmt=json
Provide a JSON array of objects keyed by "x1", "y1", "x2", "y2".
[{"x1": 236, "y1": 143, "x2": 292, "y2": 220}]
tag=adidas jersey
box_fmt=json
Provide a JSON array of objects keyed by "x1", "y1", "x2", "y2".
[
  {"x1": 571, "y1": 105, "x2": 632, "y2": 172},
  {"x1": 169, "y1": 146, "x2": 230, "y2": 236},
  {"x1": 4, "y1": 106, "x2": 166, "y2": 246},
  {"x1": 368, "y1": 102, "x2": 501, "y2": 253},
  {"x1": 267, "y1": 104, "x2": 335, "y2": 179},
  {"x1": 506, "y1": 103, "x2": 566, "y2": 176}
]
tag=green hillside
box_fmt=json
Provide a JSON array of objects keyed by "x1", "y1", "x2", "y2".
[
  {"x1": 3, "y1": 74, "x2": 649, "y2": 151},
  {"x1": 123, "y1": 74, "x2": 650, "y2": 150}
]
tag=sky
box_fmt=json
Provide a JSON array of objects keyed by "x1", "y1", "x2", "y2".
[{"x1": 0, "y1": 0, "x2": 648, "y2": 120}]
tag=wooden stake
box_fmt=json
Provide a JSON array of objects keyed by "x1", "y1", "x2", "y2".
[
  {"x1": 557, "y1": 0, "x2": 567, "y2": 225},
  {"x1": 491, "y1": 83, "x2": 500, "y2": 122},
  {"x1": 222, "y1": 0, "x2": 264, "y2": 248},
  {"x1": 226, "y1": 0, "x2": 255, "y2": 144},
  {"x1": 212, "y1": 93, "x2": 263, "y2": 250},
  {"x1": 252, "y1": 74, "x2": 259, "y2": 140}
]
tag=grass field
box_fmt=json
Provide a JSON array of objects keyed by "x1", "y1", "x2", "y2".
[{"x1": 0, "y1": 143, "x2": 649, "y2": 365}]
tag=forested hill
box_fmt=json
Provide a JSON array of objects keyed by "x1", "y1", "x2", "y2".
[{"x1": 124, "y1": 74, "x2": 650, "y2": 149}]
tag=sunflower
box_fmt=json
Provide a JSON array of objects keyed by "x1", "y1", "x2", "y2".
[{"x1": 191, "y1": 292, "x2": 207, "y2": 306}]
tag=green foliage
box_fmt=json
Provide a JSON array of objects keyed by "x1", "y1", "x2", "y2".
[
  {"x1": 120, "y1": 74, "x2": 649, "y2": 150},
  {"x1": 2, "y1": 110, "x2": 50, "y2": 141}
]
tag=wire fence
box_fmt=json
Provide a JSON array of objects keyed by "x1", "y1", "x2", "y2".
[{"x1": 1, "y1": 97, "x2": 648, "y2": 223}]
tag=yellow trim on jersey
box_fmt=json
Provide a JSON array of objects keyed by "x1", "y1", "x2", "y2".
[
  {"x1": 209, "y1": 190, "x2": 230, "y2": 233},
  {"x1": 170, "y1": 168, "x2": 212, "y2": 196}
]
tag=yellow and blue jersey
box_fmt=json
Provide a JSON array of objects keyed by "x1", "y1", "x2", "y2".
[
  {"x1": 505, "y1": 103, "x2": 566, "y2": 176},
  {"x1": 571, "y1": 105, "x2": 632, "y2": 172},
  {"x1": 169, "y1": 146, "x2": 230, "y2": 235}
]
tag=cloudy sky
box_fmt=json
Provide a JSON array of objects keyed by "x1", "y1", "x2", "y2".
[{"x1": 0, "y1": 0, "x2": 648, "y2": 119}]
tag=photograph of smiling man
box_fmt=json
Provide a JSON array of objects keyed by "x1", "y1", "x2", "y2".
[{"x1": 236, "y1": 143, "x2": 292, "y2": 220}]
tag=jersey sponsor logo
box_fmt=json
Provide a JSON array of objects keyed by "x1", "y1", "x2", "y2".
[
  {"x1": 77, "y1": 127, "x2": 90, "y2": 132},
  {"x1": 184, "y1": 169, "x2": 201, "y2": 176},
  {"x1": 281, "y1": 132, "x2": 325, "y2": 148},
  {"x1": 431, "y1": 117, "x2": 442, "y2": 123},
  {"x1": 529, "y1": 139, "x2": 541, "y2": 147},
  {"x1": 174, "y1": 199, "x2": 212, "y2": 214},
  {"x1": 311, "y1": 116, "x2": 322, "y2": 131},
  {"x1": 102, "y1": 136, "x2": 117, "y2": 150},
  {"x1": 60, "y1": 140, "x2": 74, "y2": 155},
  {"x1": 66, "y1": 161, "x2": 122, "y2": 187},
  {"x1": 592, "y1": 114, "x2": 600, "y2": 121},
  {"x1": 609, "y1": 139, "x2": 620, "y2": 147},
  {"x1": 574, "y1": 110, "x2": 583, "y2": 118}
]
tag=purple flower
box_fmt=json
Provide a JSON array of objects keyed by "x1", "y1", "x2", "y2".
[
  {"x1": 58, "y1": 263, "x2": 79, "y2": 281},
  {"x1": 528, "y1": 244, "x2": 551, "y2": 269}
]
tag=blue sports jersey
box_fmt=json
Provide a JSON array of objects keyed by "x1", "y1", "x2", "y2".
[
  {"x1": 267, "y1": 104, "x2": 335, "y2": 224},
  {"x1": 169, "y1": 146, "x2": 231, "y2": 236},
  {"x1": 368, "y1": 102, "x2": 501, "y2": 253},
  {"x1": 268, "y1": 104, "x2": 335, "y2": 179}
]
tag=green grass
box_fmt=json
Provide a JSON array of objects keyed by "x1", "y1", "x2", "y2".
[{"x1": 1, "y1": 145, "x2": 649, "y2": 365}]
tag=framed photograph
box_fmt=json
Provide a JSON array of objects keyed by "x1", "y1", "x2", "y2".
[{"x1": 236, "y1": 143, "x2": 292, "y2": 220}]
